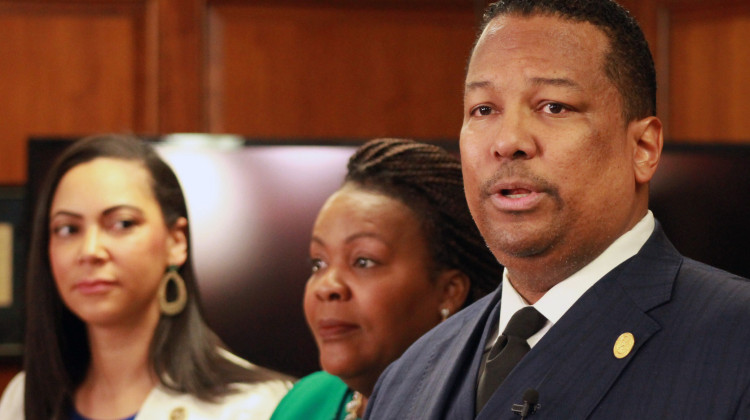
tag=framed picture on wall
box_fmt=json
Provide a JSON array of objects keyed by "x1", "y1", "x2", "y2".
[{"x1": 0, "y1": 186, "x2": 25, "y2": 357}]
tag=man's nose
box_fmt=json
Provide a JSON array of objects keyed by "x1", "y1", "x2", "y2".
[{"x1": 491, "y1": 110, "x2": 538, "y2": 161}]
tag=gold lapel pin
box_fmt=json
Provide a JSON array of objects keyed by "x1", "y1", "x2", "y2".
[
  {"x1": 613, "y1": 332, "x2": 635, "y2": 359},
  {"x1": 169, "y1": 407, "x2": 186, "y2": 420}
]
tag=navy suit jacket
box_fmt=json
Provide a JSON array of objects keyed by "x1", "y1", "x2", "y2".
[{"x1": 365, "y1": 224, "x2": 750, "y2": 419}]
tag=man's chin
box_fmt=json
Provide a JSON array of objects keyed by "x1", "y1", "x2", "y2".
[{"x1": 485, "y1": 231, "x2": 554, "y2": 262}]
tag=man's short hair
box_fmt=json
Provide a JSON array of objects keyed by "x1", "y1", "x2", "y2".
[{"x1": 477, "y1": 0, "x2": 656, "y2": 122}]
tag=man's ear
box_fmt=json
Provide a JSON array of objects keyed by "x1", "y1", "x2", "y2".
[
  {"x1": 436, "y1": 269, "x2": 471, "y2": 316},
  {"x1": 630, "y1": 116, "x2": 664, "y2": 184},
  {"x1": 167, "y1": 217, "x2": 188, "y2": 266}
]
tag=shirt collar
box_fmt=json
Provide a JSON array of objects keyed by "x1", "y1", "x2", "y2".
[{"x1": 498, "y1": 211, "x2": 655, "y2": 347}]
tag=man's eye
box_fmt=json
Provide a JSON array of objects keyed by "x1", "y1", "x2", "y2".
[
  {"x1": 471, "y1": 105, "x2": 494, "y2": 116},
  {"x1": 543, "y1": 103, "x2": 568, "y2": 114}
]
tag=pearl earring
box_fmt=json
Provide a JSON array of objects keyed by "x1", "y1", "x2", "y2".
[{"x1": 440, "y1": 307, "x2": 450, "y2": 321}]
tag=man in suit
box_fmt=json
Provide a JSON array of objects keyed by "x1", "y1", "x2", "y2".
[{"x1": 365, "y1": 1, "x2": 750, "y2": 419}]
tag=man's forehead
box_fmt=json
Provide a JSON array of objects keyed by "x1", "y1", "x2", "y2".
[
  {"x1": 476, "y1": 14, "x2": 608, "y2": 55},
  {"x1": 466, "y1": 14, "x2": 610, "y2": 86}
]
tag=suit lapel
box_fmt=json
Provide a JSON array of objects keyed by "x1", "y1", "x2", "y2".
[
  {"x1": 415, "y1": 288, "x2": 502, "y2": 420},
  {"x1": 446, "y1": 292, "x2": 504, "y2": 419},
  {"x1": 477, "y1": 224, "x2": 682, "y2": 419}
]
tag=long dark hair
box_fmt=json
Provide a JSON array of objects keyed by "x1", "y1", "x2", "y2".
[
  {"x1": 23, "y1": 134, "x2": 270, "y2": 420},
  {"x1": 345, "y1": 138, "x2": 502, "y2": 305}
]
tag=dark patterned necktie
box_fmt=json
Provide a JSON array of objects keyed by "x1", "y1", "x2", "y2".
[{"x1": 476, "y1": 306, "x2": 547, "y2": 413}]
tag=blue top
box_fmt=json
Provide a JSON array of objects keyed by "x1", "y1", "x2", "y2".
[{"x1": 71, "y1": 410, "x2": 137, "y2": 420}]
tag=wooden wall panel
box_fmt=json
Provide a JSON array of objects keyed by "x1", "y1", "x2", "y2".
[
  {"x1": 0, "y1": 2, "x2": 158, "y2": 184},
  {"x1": 667, "y1": 5, "x2": 750, "y2": 141},
  {"x1": 157, "y1": 0, "x2": 205, "y2": 132},
  {"x1": 620, "y1": 0, "x2": 750, "y2": 142},
  {"x1": 207, "y1": 4, "x2": 476, "y2": 140}
]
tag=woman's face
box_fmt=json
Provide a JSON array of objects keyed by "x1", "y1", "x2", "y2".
[
  {"x1": 304, "y1": 184, "x2": 447, "y2": 394},
  {"x1": 48, "y1": 158, "x2": 187, "y2": 328}
]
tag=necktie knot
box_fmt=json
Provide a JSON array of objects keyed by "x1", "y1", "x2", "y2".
[{"x1": 503, "y1": 306, "x2": 547, "y2": 340}]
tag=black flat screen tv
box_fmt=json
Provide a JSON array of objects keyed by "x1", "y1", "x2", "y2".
[
  {"x1": 18, "y1": 136, "x2": 750, "y2": 377},
  {"x1": 648, "y1": 143, "x2": 750, "y2": 283}
]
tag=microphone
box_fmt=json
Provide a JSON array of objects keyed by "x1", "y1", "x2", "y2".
[{"x1": 511, "y1": 388, "x2": 540, "y2": 419}]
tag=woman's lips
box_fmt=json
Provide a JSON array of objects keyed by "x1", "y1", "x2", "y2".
[
  {"x1": 74, "y1": 279, "x2": 116, "y2": 295},
  {"x1": 316, "y1": 319, "x2": 359, "y2": 341}
]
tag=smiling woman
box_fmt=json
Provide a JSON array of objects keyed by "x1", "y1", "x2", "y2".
[
  {"x1": 270, "y1": 138, "x2": 503, "y2": 420},
  {"x1": 0, "y1": 134, "x2": 291, "y2": 420}
]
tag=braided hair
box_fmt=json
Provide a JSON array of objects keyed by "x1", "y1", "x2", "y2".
[{"x1": 345, "y1": 138, "x2": 502, "y2": 305}]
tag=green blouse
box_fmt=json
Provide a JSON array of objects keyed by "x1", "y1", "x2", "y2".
[{"x1": 271, "y1": 371, "x2": 358, "y2": 420}]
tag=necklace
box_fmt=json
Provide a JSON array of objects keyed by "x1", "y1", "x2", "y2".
[{"x1": 344, "y1": 391, "x2": 363, "y2": 420}]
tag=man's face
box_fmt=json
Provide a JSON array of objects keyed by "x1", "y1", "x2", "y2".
[{"x1": 460, "y1": 14, "x2": 645, "y2": 282}]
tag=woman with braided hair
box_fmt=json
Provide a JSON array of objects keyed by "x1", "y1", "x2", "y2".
[{"x1": 271, "y1": 138, "x2": 502, "y2": 420}]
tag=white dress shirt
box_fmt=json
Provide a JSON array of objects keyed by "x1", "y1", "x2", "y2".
[{"x1": 489, "y1": 211, "x2": 656, "y2": 350}]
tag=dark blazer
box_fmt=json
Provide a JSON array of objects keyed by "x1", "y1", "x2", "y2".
[{"x1": 365, "y1": 224, "x2": 750, "y2": 419}]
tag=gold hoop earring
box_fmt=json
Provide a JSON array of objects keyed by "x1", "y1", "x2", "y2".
[
  {"x1": 158, "y1": 265, "x2": 187, "y2": 316},
  {"x1": 440, "y1": 307, "x2": 450, "y2": 322}
]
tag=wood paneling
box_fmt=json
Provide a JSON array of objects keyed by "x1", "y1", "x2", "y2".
[
  {"x1": 667, "y1": 5, "x2": 750, "y2": 141},
  {"x1": 621, "y1": 0, "x2": 750, "y2": 142},
  {"x1": 0, "y1": 0, "x2": 748, "y2": 182},
  {"x1": 0, "y1": 1, "x2": 158, "y2": 184},
  {"x1": 207, "y1": 4, "x2": 476, "y2": 140},
  {"x1": 157, "y1": 0, "x2": 205, "y2": 132}
]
